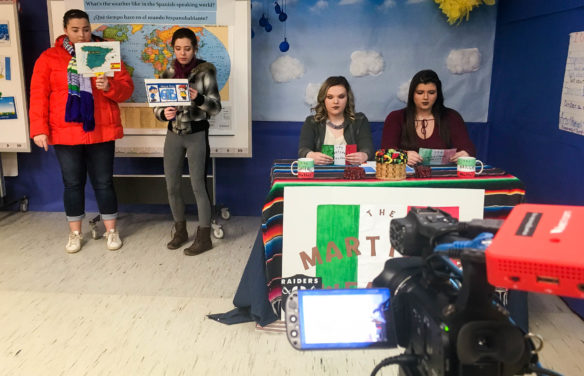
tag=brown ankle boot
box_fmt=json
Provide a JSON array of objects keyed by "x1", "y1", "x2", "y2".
[
  {"x1": 167, "y1": 221, "x2": 188, "y2": 250},
  {"x1": 184, "y1": 226, "x2": 212, "y2": 256}
]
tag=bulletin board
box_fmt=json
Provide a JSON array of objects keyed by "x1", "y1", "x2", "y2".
[
  {"x1": 49, "y1": 0, "x2": 251, "y2": 158},
  {"x1": 0, "y1": 0, "x2": 31, "y2": 153}
]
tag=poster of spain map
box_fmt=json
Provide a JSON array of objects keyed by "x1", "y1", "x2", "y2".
[{"x1": 74, "y1": 41, "x2": 121, "y2": 77}]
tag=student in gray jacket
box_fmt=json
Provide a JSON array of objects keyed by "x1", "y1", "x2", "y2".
[
  {"x1": 298, "y1": 76, "x2": 374, "y2": 165},
  {"x1": 154, "y1": 28, "x2": 221, "y2": 255}
]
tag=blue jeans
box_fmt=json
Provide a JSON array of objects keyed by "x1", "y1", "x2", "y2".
[{"x1": 54, "y1": 141, "x2": 118, "y2": 222}]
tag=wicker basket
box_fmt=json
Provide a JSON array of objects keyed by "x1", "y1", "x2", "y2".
[{"x1": 376, "y1": 163, "x2": 406, "y2": 181}]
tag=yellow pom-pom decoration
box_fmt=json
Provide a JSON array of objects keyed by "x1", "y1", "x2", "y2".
[{"x1": 434, "y1": 0, "x2": 496, "y2": 25}]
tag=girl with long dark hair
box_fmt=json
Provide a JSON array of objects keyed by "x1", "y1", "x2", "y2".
[{"x1": 380, "y1": 70, "x2": 475, "y2": 166}]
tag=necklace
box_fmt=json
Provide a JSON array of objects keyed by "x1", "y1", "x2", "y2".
[
  {"x1": 415, "y1": 118, "x2": 434, "y2": 140},
  {"x1": 326, "y1": 119, "x2": 345, "y2": 130}
]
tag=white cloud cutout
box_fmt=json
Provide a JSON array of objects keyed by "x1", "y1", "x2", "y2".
[
  {"x1": 397, "y1": 80, "x2": 411, "y2": 103},
  {"x1": 339, "y1": 0, "x2": 363, "y2": 5},
  {"x1": 378, "y1": 0, "x2": 396, "y2": 11},
  {"x1": 305, "y1": 82, "x2": 321, "y2": 107},
  {"x1": 446, "y1": 48, "x2": 481, "y2": 75},
  {"x1": 270, "y1": 56, "x2": 305, "y2": 83},
  {"x1": 310, "y1": 0, "x2": 329, "y2": 12},
  {"x1": 350, "y1": 50, "x2": 385, "y2": 77}
]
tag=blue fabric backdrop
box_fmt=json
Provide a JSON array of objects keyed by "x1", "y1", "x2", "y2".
[{"x1": 488, "y1": 0, "x2": 584, "y2": 205}]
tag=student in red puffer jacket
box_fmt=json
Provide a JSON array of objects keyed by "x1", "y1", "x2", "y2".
[{"x1": 29, "y1": 9, "x2": 133, "y2": 254}]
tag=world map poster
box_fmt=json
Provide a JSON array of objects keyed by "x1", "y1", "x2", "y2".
[
  {"x1": 89, "y1": 23, "x2": 231, "y2": 133},
  {"x1": 92, "y1": 24, "x2": 230, "y2": 104}
]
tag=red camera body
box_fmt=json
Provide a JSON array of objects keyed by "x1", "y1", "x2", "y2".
[{"x1": 486, "y1": 203, "x2": 584, "y2": 298}]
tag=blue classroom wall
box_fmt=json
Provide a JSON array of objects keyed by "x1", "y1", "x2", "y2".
[{"x1": 488, "y1": 0, "x2": 584, "y2": 205}]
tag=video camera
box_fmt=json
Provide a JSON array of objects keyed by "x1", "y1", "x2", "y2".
[{"x1": 371, "y1": 207, "x2": 556, "y2": 376}]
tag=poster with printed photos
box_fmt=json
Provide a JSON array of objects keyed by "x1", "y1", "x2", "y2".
[
  {"x1": 0, "y1": 2, "x2": 30, "y2": 152},
  {"x1": 0, "y1": 20, "x2": 9, "y2": 45}
]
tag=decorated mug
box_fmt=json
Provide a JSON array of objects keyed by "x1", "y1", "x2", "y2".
[
  {"x1": 291, "y1": 158, "x2": 315, "y2": 178},
  {"x1": 457, "y1": 156, "x2": 484, "y2": 178}
]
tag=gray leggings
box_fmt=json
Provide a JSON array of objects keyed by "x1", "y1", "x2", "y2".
[{"x1": 164, "y1": 130, "x2": 211, "y2": 227}]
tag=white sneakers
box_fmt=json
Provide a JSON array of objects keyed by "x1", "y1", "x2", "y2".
[
  {"x1": 65, "y1": 231, "x2": 83, "y2": 253},
  {"x1": 105, "y1": 229, "x2": 123, "y2": 251},
  {"x1": 65, "y1": 229, "x2": 122, "y2": 253}
]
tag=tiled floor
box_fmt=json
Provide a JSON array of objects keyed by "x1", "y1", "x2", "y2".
[{"x1": 0, "y1": 211, "x2": 582, "y2": 375}]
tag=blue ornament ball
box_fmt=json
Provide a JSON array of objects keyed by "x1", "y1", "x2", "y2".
[
  {"x1": 259, "y1": 14, "x2": 267, "y2": 27},
  {"x1": 274, "y1": 2, "x2": 281, "y2": 14},
  {"x1": 251, "y1": 28, "x2": 255, "y2": 38},
  {"x1": 265, "y1": 23, "x2": 272, "y2": 32},
  {"x1": 279, "y1": 39, "x2": 290, "y2": 52},
  {"x1": 279, "y1": 12, "x2": 288, "y2": 22}
]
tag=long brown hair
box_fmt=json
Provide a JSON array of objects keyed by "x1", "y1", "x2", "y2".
[
  {"x1": 401, "y1": 70, "x2": 451, "y2": 149},
  {"x1": 312, "y1": 76, "x2": 356, "y2": 124}
]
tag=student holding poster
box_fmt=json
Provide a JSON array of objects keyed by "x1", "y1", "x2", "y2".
[
  {"x1": 29, "y1": 9, "x2": 134, "y2": 253},
  {"x1": 153, "y1": 28, "x2": 221, "y2": 255},
  {"x1": 380, "y1": 70, "x2": 475, "y2": 166}
]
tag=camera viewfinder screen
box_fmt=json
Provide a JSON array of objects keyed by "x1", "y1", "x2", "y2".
[{"x1": 298, "y1": 288, "x2": 391, "y2": 349}]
